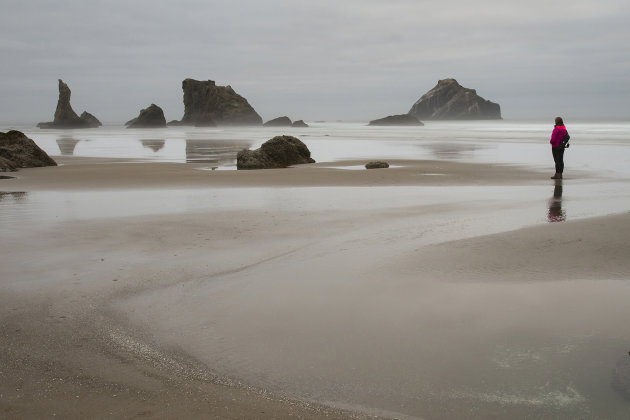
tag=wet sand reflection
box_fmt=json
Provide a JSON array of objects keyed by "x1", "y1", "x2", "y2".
[
  {"x1": 547, "y1": 181, "x2": 565, "y2": 222},
  {"x1": 56, "y1": 137, "x2": 81, "y2": 155},
  {"x1": 0, "y1": 191, "x2": 27, "y2": 202},
  {"x1": 185, "y1": 139, "x2": 253, "y2": 166},
  {"x1": 140, "y1": 139, "x2": 165, "y2": 153}
]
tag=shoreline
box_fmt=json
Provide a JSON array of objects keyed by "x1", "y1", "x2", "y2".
[
  {"x1": 2, "y1": 155, "x2": 548, "y2": 191},
  {"x1": 2, "y1": 155, "x2": 629, "y2": 418}
]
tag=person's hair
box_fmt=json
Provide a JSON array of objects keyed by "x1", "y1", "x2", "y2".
[{"x1": 555, "y1": 117, "x2": 564, "y2": 126}]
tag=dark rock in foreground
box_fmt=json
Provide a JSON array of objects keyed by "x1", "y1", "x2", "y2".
[
  {"x1": 237, "y1": 135, "x2": 315, "y2": 170},
  {"x1": 264, "y1": 116, "x2": 292, "y2": 127},
  {"x1": 408, "y1": 78, "x2": 501, "y2": 120},
  {"x1": 365, "y1": 161, "x2": 389, "y2": 169},
  {"x1": 0, "y1": 130, "x2": 57, "y2": 171},
  {"x1": 37, "y1": 79, "x2": 101, "y2": 129},
  {"x1": 80, "y1": 111, "x2": 102, "y2": 128},
  {"x1": 292, "y1": 120, "x2": 309, "y2": 128},
  {"x1": 369, "y1": 114, "x2": 423, "y2": 126},
  {"x1": 126, "y1": 104, "x2": 167, "y2": 128},
  {"x1": 179, "y1": 79, "x2": 262, "y2": 126}
]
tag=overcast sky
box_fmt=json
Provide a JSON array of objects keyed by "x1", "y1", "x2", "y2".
[{"x1": 1, "y1": 0, "x2": 629, "y2": 124}]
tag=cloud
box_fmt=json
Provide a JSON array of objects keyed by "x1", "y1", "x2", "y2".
[{"x1": 1, "y1": 0, "x2": 629, "y2": 122}]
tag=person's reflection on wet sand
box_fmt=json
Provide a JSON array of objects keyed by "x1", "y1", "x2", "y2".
[{"x1": 547, "y1": 181, "x2": 566, "y2": 222}]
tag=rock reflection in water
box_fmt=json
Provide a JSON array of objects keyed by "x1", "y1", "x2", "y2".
[
  {"x1": 423, "y1": 142, "x2": 482, "y2": 160},
  {"x1": 140, "y1": 139, "x2": 165, "y2": 153},
  {"x1": 547, "y1": 181, "x2": 566, "y2": 222},
  {"x1": 185, "y1": 139, "x2": 254, "y2": 167},
  {"x1": 0, "y1": 191, "x2": 27, "y2": 202},
  {"x1": 56, "y1": 137, "x2": 81, "y2": 155}
]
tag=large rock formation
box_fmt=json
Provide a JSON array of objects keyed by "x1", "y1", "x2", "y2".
[
  {"x1": 237, "y1": 135, "x2": 315, "y2": 170},
  {"x1": 263, "y1": 116, "x2": 292, "y2": 127},
  {"x1": 0, "y1": 130, "x2": 57, "y2": 171},
  {"x1": 38, "y1": 80, "x2": 101, "y2": 128},
  {"x1": 80, "y1": 111, "x2": 102, "y2": 128},
  {"x1": 126, "y1": 104, "x2": 167, "y2": 128},
  {"x1": 369, "y1": 114, "x2": 424, "y2": 126},
  {"x1": 178, "y1": 79, "x2": 262, "y2": 126},
  {"x1": 408, "y1": 79, "x2": 501, "y2": 120}
]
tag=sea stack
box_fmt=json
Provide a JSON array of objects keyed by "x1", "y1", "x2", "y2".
[
  {"x1": 126, "y1": 104, "x2": 167, "y2": 128},
  {"x1": 177, "y1": 79, "x2": 262, "y2": 126},
  {"x1": 291, "y1": 120, "x2": 309, "y2": 128},
  {"x1": 408, "y1": 79, "x2": 501, "y2": 120},
  {"x1": 369, "y1": 114, "x2": 424, "y2": 126},
  {"x1": 80, "y1": 111, "x2": 102, "y2": 128},
  {"x1": 37, "y1": 80, "x2": 101, "y2": 128},
  {"x1": 263, "y1": 116, "x2": 292, "y2": 127}
]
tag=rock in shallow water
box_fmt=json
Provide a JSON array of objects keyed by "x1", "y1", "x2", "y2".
[
  {"x1": 126, "y1": 104, "x2": 167, "y2": 128},
  {"x1": 408, "y1": 78, "x2": 501, "y2": 120},
  {"x1": 291, "y1": 120, "x2": 309, "y2": 128},
  {"x1": 179, "y1": 79, "x2": 262, "y2": 126},
  {"x1": 0, "y1": 130, "x2": 57, "y2": 171},
  {"x1": 263, "y1": 116, "x2": 292, "y2": 127},
  {"x1": 37, "y1": 79, "x2": 101, "y2": 129},
  {"x1": 237, "y1": 135, "x2": 315, "y2": 170},
  {"x1": 365, "y1": 161, "x2": 389, "y2": 169},
  {"x1": 80, "y1": 111, "x2": 102, "y2": 128},
  {"x1": 368, "y1": 114, "x2": 423, "y2": 126}
]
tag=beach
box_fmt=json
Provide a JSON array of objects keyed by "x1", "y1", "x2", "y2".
[{"x1": 2, "y1": 123, "x2": 630, "y2": 419}]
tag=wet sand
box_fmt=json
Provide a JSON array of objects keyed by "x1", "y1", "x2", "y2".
[
  {"x1": 4, "y1": 156, "x2": 547, "y2": 190},
  {"x1": 2, "y1": 157, "x2": 630, "y2": 419}
]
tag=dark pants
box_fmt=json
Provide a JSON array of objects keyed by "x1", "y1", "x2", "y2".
[{"x1": 552, "y1": 147, "x2": 564, "y2": 174}]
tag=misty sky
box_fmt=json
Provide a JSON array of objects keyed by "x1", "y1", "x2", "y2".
[{"x1": 1, "y1": 0, "x2": 629, "y2": 124}]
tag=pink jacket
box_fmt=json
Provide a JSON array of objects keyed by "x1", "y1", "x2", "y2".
[{"x1": 550, "y1": 125, "x2": 568, "y2": 148}]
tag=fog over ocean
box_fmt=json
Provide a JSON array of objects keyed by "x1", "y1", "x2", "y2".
[{"x1": 7, "y1": 120, "x2": 630, "y2": 174}]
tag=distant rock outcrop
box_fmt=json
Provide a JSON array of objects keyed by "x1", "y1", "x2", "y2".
[
  {"x1": 264, "y1": 116, "x2": 292, "y2": 127},
  {"x1": 291, "y1": 120, "x2": 309, "y2": 128},
  {"x1": 0, "y1": 130, "x2": 57, "y2": 171},
  {"x1": 369, "y1": 114, "x2": 424, "y2": 126},
  {"x1": 408, "y1": 79, "x2": 501, "y2": 120},
  {"x1": 80, "y1": 111, "x2": 102, "y2": 128},
  {"x1": 177, "y1": 79, "x2": 262, "y2": 126},
  {"x1": 236, "y1": 135, "x2": 315, "y2": 170},
  {"x1": 37, "y1": 80, "x2": 101, "y2": 129},
  {"x1": 126, "y1": 104, "x2": 167, "y2": 128}
]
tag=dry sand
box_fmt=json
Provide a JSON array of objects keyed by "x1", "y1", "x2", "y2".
[{"x1": 1, "y1": 157, "x2": 629, "y2": 419}]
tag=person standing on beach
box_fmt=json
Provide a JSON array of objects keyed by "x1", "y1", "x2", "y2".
[{"x1": 550, "y1": 117, "x2": 568, "y2": 179}]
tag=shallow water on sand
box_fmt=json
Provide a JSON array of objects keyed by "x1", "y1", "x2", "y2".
[
  {"x1": 1, "y1": 181, "x2": 628, "y2": 230},
  {"x1": 5, "y1": 120, "x2": 630, "y2": 178},
  {"x1": 3, "y1": 121, "x2": 630, "y2": 419}
]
